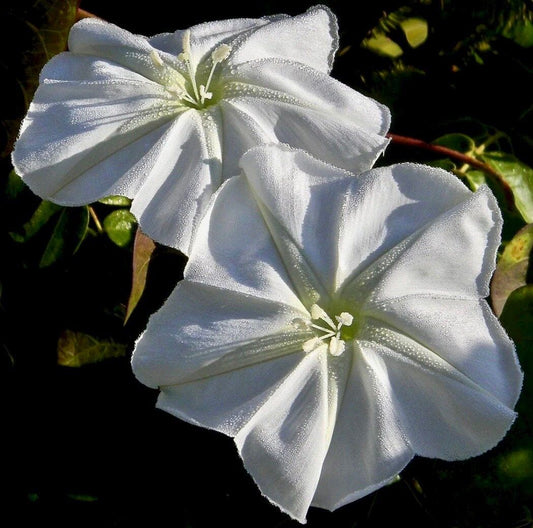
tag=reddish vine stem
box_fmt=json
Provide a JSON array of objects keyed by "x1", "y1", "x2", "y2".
[{"x1": 387, "y1": 133, "x2": 515, "y2": 209}]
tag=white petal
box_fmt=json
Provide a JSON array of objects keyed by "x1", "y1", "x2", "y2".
[
  {"x1": 335, "y1": 163, "x2": 474, "y2": 288},
  {"x1": 235, "y1": 350, "x2": 331, "y2": 523},
  {"x1": 229, "y1": 6, "x2": 338, "y2": 73},
  {"x1": 359, "y1": 332, "x2": 518, "y2": 459},
  {"x1": 67, "y1": 18, "x2": 179, "y2": 85},
  {"x1": 150, "y1": 19, "x2": 269, "y2": 65},
  {"x1": 227, "y1": 59, "x2": 390, "y2": 137},
  {"x1": 220, "y1": 91, "x2": 388, "y2": 179},
  {"x1": 12, "y1": 69, "x2": 180, "y2": 204},
  {"x1": 129, "y1": 110, "x2": 220, "y2": 253},
  {"x1": 238, "y1": 144, "x2": 355, "y2": 302},
  {"x1": 312, "y1": 344, "x2": 412, "y2": 510},
  {"x1": 362, "y1": 185, "x2": 502, "y2": 302},
  {"x1": 132, "y1": 280, "x2": 309, "y2": 390},
  {"x1": 363, "y1": 295, "x2": 522, "y2": 409},
  {"x1": 185, "y1": 174, "x2": 307, "y2": 308},
  {"x1": 337, "y1": 169, "x2": 501, "y2": 302}
]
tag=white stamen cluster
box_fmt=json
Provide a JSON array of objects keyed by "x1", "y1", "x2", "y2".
[
  {"x1": 302, "y1": 304, "x2": 354, "y2": 356},
  {"x1": 150, "y1": 30, "x2": 231, "y2": 108}
]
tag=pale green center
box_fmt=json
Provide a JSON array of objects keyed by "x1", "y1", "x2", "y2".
[
  {"x1": 151, "y1": 30, "x2": 230, "y2": 110},
  {"x1": 302, "y1": 304, "x2": 355, "y2": 357}
]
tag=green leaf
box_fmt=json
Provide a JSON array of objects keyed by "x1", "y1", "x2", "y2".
[
  {"x1": 103, "y1": 209, "x2": 137, "y2": 247},
  {"x1": 57, "y1": 329, "x2": 127, "y2": 367},
  {"x1": 5, "y1": 169, "x2": 26, "y2": 200},
  {"x1": 400, "y1": 17, "x2": 428, "y2": 48},
  {"x1": 362, "y1": 32, "x2": 403, "y2": 58},
  {"x1": 432, "y1": 133, "x2": 476, "y2": 154},
  {"x1": 463, "y1": 168, "x2": 488, "y2": 191},
  {"x1": 124, "y1": 229, "x2": 156, "y2": 324},
  {"x1": 9, "y1": 200, "x2": 61, "y2": 242},
  {"x1": 39, "y1": 206, "x2": 89, "y2": 268},
  {"x1": 502, "y1": 18, "x2": 533, "y2": 48},
  {"x1": 491, "y1": 224, "x2": 533, "y2": 316},
  {"x1": 500, "y1": 284, "x2": 533, "y2": 348},
  {"x1": 98, "y1": 195, "x2": 132, "y2": 207},
  {"x1": 481, "y1": 152, "x2": 533, "y2": 223}
]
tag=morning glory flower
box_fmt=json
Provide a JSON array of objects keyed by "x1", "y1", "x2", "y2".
[
  {"x1": 131, "y1": 143, "x2": 523, "y2": 522},
  {"x1": 11, "y1": 5, "x2": 390, "y2": 255}
]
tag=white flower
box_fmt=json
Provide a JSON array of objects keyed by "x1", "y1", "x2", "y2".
[
  {"x1": 131, "y1": 143, "x2": 523, "y2": 523},
  {"x1": 11, "y1": 6, "x2": 390, "y2": 255}
]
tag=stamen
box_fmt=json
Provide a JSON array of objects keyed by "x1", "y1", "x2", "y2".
[
  {"x1": 310, "y1": 304, "x2": 336, "y2": 330},
  {"x1": 336, "y1": 312, "x2": 353, "y2": 327},
  {"x1": 303, "y1": 304, "x2": 355, "y2": 357},
  {"x1": 200, "y1": 43, "x2": 232, "y2": 105},
  {"x1": 179, "y1": 30, "x2": 200, "y2": 102},
  {"x1": 303, "y1": 337, "x2": 322, "y2": 353},
  {"x1": 150, "y1": 49, "x2": 164, "y2": 68},
  {"x1": 181, "y1": 29, "x2": 192, "y2": 59},
  {"x1": 328, "y1": 336, "x2": 345, "y2": 356},
  {"x1": 199, "y1": 85, "x2": 213, "y2": 103},
  {"x1": 211, "y1": 43, "x2": 231, "y2": 64}
]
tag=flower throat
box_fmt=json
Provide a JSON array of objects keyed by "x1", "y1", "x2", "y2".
[{"x1": 151, "y1": 30, "x2": 231, "y2": 109}]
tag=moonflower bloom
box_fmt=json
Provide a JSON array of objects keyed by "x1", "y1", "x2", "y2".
[
  {"x1": 11, "y1": 6, "x2": 390, "y2": 255},
  {"x1": 132, "y1": 143, "x2": 523, "y2": 522}
]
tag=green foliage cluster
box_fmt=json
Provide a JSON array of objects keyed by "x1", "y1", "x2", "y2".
[{"x1": 1, "y1": 1, "x2": 532, "y2": 527}]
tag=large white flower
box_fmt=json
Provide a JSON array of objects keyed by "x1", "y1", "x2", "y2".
[
  {"x1": 11, "y1": 6, "x2": 390, "y2": 255},
  {"x1": 132, "y1": 143, "x2": 523, "y2": 523}
]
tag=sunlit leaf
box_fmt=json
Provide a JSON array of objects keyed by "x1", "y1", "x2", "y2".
[
  {"x1": 491, "y1": 224, "x2": 533, "y2": 316},
  {"x1": 103, "y1": 209, "x2": 137, "y2": 248},
  {"x1": 400, "y1": 17, "x2": 428, "y2": 48},
  {"x1": 39, "y1": 206, "x2": 89, "y2": 267},
  {"x1": 98, "y1": 195, "x2": 132, "y2": 207},
  {"x1": 57, "y1": 329, "x2": 127, "y2": 367},
  {"x1": 124, "y1": 229, "x2": 156, "y2": 324},
  {"x1": 481, "y1": 152, "x2": 533, "y2": 223},
  {"x1": 362, "y1": 32, "x2": 403, "y2": 58}
]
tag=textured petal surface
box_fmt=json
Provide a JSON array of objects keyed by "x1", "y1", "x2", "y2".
[
  {"x1": 185, "y1": 174, "x2": 306, "y2": 308},
  {"x1": 343, "y1": 186, "x2": 502, "y2": 303},
  {"x1": 67, "y1": 18, "x2": 177, "y2": 84},
  {"x1": 238, "y1": 144, "x2": 353, "y2": 302},
  {"x1": 219, "y1": 65, "x2": 390, "y2": 179},
  {"x1": 358, "y1": 331, "x2": 518, "y2": 459},
  {"x1": 363, "y1": 296, "x2": 521, "y2": 410},
  {"x1": 335, "y1": 163, "x2": 473, "y2": 288},
  {"x1": 228, "y1": 5, "x2": 337, "y2": 73},
  {"x1": 132, "y1": 280, "x2": 309, "y2": 391},
  {"x1": 312, "y1": 343, "x2": 412, "y2": 510},
  {"x1": 130, "y1": 110, "x2": 221, "y2": 253},
  {"x1": 149, "y1": 18, "x2": 269, "y2": 63}
]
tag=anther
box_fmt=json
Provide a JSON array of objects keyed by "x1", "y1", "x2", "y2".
[
  {"x1": 150, "y1": 49, "x2": 164, "y2": 68},
  {"x1": 303, "y1": 304, "x2": 355, "y2": 356}
]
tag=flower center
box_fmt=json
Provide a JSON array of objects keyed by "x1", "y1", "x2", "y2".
[
  {"x1": 302, "y1": 304, "x2": 355, "y2": 356},
  {"x1": 151, "y1": 30, "x2": 230, "y2": 110}
]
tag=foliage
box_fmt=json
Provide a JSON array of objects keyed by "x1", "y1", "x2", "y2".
[{"x1": 1, "y1": 0, "x2": 532, "y2": 527}]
